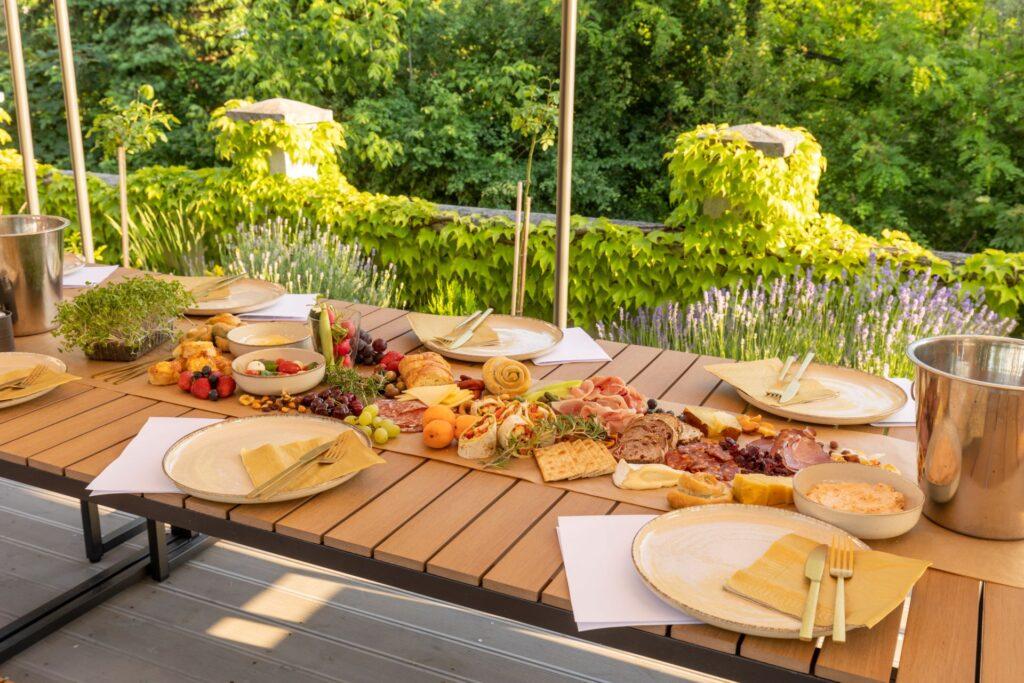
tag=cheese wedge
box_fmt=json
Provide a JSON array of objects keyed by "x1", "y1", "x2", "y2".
[
  {"x1": 731, "y1": 472, "x2": 794, "y2": 506},
  {"x1": 397, "y1": 384, "x2": 459, "y2": 406},
  {"x1": 612, "y1": 460, "x2": 682, "y2": 490}
]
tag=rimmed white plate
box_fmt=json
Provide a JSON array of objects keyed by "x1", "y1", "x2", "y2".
[
  {"x1": 162, "y1": 413, "x2": 372, "y2": 504},
  {"x1": 423, "y1": 314, "x2": 563, "y2": 362},
  {"x1": 0, "y1": 352, "x2": 68, "y2": 409},
  {"x1": 63, "y1": 252, "x2": 85, "y2": 275},
  {"x1": 632, "y1": 505, "x2": 868, "y2": 638},
  {"x1": 185, "y1": 278, "x2": 286, "y2": 316},
  {"x1": 738, "y1": 363, "x2": 907, "y2": 425}
]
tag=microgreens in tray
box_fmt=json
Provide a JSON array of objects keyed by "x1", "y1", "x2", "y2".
[{"x1": 54, "y1": 276, "x2": 193, "y2": 360}]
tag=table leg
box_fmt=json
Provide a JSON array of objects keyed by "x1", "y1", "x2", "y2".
[{"x1": 78, "y1": 500, "x2": 148, "y2": 563}]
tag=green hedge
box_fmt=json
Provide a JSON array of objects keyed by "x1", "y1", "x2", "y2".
[{"x1": 2, "y1": 138, "x2": 1023, "y2": 327}]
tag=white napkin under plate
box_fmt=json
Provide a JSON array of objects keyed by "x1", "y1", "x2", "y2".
[
  {"x1": 871, "y1": 377, "x2": 916, "y2": 427},
  {"x1": 63, "y1": 265, "x2": 118, "y2": 288},
  {"x1": 87, "y1": 417, "x2": 221, "y2": 495},
  {"x1": 557, "y1": 515, "x2": 699, "y2": 631},
  {"x1": 534, "y1": 328, "x2": 612, "y2": 365},
  {"x1": 239, "y1": 293, "x2": 318, "y2": 321}
]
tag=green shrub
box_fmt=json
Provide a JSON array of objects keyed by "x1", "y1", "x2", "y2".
[{"x1": 4, "y1": 117, "x2": 1024, "y2": 327}]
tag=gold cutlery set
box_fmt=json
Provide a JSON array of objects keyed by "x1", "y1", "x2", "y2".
[
  {"x1": 430, "y1": 308, "x2": 498, "y2": 349},
  {"x1": 0, "y1": 364, "x2": 46, "y2": 393},
  {"x1": 800, "y1": 535, "x2": 855, "y2": 641},
  {"x1": 246, "y1": 437, "x2": 350, "y2": 501},
  {"x1": 766, "y1": 351, "x2": 815, "y2": 403}
]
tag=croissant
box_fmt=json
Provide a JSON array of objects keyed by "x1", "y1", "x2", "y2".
[{"x1": 482, "y1": 356, "x2": 531, "y2": 396}]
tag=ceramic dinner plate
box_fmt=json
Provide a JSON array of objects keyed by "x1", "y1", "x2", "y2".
[
  {"x1": 423, "y1": 314, "x2": 563, "y2": 362},
  {"x1": 738, "y1": 363, "x2": 908, "y2": 425},
  {"x1": 63, "y1": 252, "x2": 85, "y2": 275},
  {"x1": 162, "y1": 414, "x2": 372, "y2": 504},
  {"x1": 184, "y1": 278, "x2": 286, "y2": 316},
  {"x1": 632, "y1": 505, "x2": 868, "y2": 638},
  {"x1": 0, "y1": 352, "x2": 68, "y2": 410}
]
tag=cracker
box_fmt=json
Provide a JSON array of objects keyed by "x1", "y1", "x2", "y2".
[
  {"x1": 576, "y1": 440, "x2": 617, "y2": 478},
  {"x1": 535, "y1": 442, "x2": 582, "y2": 482}
]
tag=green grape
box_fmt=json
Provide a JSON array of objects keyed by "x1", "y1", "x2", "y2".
[
  {"x1": 358, "y1": 425, "x2": 373, "y2": 438},
  {"x1": 357, "y1": 410, "x2": 374, "y2": 426},
  {"x1": 372, "y1": 427, "x2": 389, "y2": 445},
  {"x1": 343, "y1": 415, "x2": 358, "y2": 425},
  {"x1": 383, "y1": 420, "x2": 401, "y2": 438}
]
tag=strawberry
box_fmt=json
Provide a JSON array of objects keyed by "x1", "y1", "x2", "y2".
[
  {"x1": 216, "y1": 375, "x2": 236, "y2": 398},
  {"x1": 190, "y1": 376, "x2": 211, "y2": 400},
  {"x1": 177, "y1": 371, "x2": 193, "y2": 393}
]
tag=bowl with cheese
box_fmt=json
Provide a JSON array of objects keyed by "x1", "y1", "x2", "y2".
[
  {"x1": 793, "y1": 463, "x2": 923, "y2": 539},
  {"x1": 227, "y1": 322, "x2": 312, "y2": 356}
]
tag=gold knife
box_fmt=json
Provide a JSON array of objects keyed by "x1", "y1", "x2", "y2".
[
  {"x1": 246, "y1": 440, "x2": 334, "y2": 500},
  {"x1": 800, "y1": 544, "x2": 827, "y2": 640},
  {"x1": 448, "y1": 307, "x2": 493, "y2": 349}
]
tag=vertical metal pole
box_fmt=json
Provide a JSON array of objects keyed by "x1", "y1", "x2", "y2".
[
  {"x1": 52, "y1": 0, "x2": 93, "y2": 262},
  {"x1": 3, "y1": 0, "x2": 39, "y2": 214},
  {"x1": 553, "y1": 0, "x2": 577, "y2": 329},
  {"x1": 116, "y1": 145, "x2": 128, "y2": 266}
]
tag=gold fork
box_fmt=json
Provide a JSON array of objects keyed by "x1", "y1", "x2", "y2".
[
  {"x1": 247, "y1": 436, "x2": 354, "y2": 501},
  {"x1": 0, "y1": 365, "x2": 46, "y2": 393},
  {"x1": 829, "y1": 535, "x2": 855, "y2": 642}
]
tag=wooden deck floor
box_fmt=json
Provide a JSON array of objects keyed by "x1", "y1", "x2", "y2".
[{"x1": 0, "y1": 480, "x2": 717, "y2": 683}]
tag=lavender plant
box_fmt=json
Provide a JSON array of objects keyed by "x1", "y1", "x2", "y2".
[
  {"x1": 219, "y1": 218, "x2": 404, "y2": 307},
  {"x1": 596, "y1": 258, "x2": 1016, "y2": 378}
]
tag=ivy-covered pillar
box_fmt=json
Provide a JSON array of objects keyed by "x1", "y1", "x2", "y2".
[{"x1": 224, "y1": 98, "x2": 335, "y2": 180}]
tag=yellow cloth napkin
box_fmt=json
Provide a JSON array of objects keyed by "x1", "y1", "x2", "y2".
[
  {"x1": 407, "y1": 312, "x2": 498, "y2": 347},
  {"x1": 0, "y1": 366, "x2": 80, "y2": 401},
  {"x1": 725, "y1": 534, "x2": 930, "y2": 628},
  {"x1": 240, "y1": 431, "x2": 385, "y2": 493},
  {"x1": 706, "y1": 359, "x2": 837, "y2": 407}
]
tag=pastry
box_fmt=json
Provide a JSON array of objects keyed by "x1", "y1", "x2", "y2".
[
  {"x1": 482, "y1": 356, "x2": 531, "y2": 396},
  {"x1": 147, "y1": 360, "x2": 180, "y2": 386},
  {"x1": 667, "y1": 471, "x2": 733, "y2": 508}
]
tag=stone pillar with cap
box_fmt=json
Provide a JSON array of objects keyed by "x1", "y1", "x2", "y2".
[{"x1": 225, "y1": 98, "x2": 334, "y2": 179}]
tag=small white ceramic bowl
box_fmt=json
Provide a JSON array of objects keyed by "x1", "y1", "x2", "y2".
[
  {"x1": 227, "y1": 322, "x2": 312, "y2": 357},
  {"x1": 231, "y1": 347, "x2": 325, "y2": 397},
  {"x1": 793, "y1": 462, "x2": 924, "y2": 540}
]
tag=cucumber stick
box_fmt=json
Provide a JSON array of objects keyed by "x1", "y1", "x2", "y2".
[
  {"x1": 524, "y1": 380, "x2": 582, "y2": 402},
  {"x1": 318, "y1": 305, "x2": 335, "y2": 369}
]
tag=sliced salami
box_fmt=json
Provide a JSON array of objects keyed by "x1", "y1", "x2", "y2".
[{"x1": 375, "y1": 399, "x2": 427, "y2": 432}]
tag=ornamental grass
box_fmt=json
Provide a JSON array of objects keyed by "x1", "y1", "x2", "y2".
[{"x1": 595, "y1": 258, "x2": 1015, "y2": 378}]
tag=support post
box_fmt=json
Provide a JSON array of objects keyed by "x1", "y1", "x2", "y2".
[
  {"x1": 52, "y1": 0, "x2": 94, "y2": 262},
  {"x1": 116, "y1": 145, "x2": 128, "y2": 266},
  {"x1": 2, "y1": 0, "x2": 39, "y2": 214},
  {"x1": 79, "y1": 500, "x2": 103, "y2": 563},
  {"x1": 146, "y1": 519, "x2": 169, "y2": 581},
  {"x1": 552, "y1": 0, "x2": 577, "y2": 329}
]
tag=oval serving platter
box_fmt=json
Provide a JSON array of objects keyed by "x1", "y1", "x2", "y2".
[
  {"x1": 162, "y1": 413, "x2": 372, "y2": 504},
  {"x1": 184, "y1": 278, "x2": 286, "y2": 316},
  {"x1": 632, "y1": 505, "x2": 868, "y2": 639},
  {"x1": 0, "y1": 352, "x2": 69, "y2": 410},
  {"x1": 423, "y1": 314, "x2": 563, "y2": 362},
  {"x1": 738, "y1": 363, "x2": 908, "y2": 425}
]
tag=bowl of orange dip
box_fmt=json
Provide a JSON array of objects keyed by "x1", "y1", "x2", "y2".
[{"x1": 793, "y1": 463, "x2": 924, "y2": 539}]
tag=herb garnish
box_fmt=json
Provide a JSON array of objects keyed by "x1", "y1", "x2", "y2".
[
  {"x1": 489, "y1": 414, "x2": 608, "y2": 468},
  {"x1": 323, "y1": 365, "x2": 387, "y2": 406}
]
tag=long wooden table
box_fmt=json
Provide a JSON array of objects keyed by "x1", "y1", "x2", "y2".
[{"x1": 1, "y1": 272, "x2": 1020, "y2": 682}]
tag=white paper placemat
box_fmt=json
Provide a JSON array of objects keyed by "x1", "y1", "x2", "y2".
[
  {"x1": 63, "y1": 265, "x2": 118, "y2": 288},
  {"x1": 87, "y1": 417, "x2": 221, "y2": 496},
  {"x1": 239, "y1": 293, "x2": 317, "y2": 321},
  {"x1": 558, "y1": 515, "x2": 698, "y2": 631},
  {"x1": 871, "y1": 377, "x2": 916, "y2": 427},
  {"x1": 534, "y1": 328, "x2": 612, "y2": 365}
]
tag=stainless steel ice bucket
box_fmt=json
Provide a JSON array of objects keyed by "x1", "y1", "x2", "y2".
[
  {"x1": 908, "y1": 335, "x2": 1024, "y2": 539},
  {"x1": 0, "y1": 215, "x2": 68, "y2": 336}
]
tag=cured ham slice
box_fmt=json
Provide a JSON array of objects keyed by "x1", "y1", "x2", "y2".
[{"x1": 552, "y1": 376, "x2": 647, "y2": 434}]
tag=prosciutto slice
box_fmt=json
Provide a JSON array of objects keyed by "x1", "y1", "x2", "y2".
[{"x1": 552, "y1": 375, "x2": 647, "y2": 434}]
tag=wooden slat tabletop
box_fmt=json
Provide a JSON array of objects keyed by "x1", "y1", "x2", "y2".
[{"x1": 2, "y1": 275, "x2": 1019, "y2": 683}]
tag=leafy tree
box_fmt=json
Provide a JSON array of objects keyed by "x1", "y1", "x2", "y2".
[{"x1": 88, "y1": 84, "x2": 178, "y2": 265}]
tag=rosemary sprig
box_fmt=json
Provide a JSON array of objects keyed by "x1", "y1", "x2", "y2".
[
  {"x1": 323, "y1": 366, "x2": 386, "y2": 406},
  {"x1": 487, "y1": 414, "x2": 608, "y2": 468}
]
